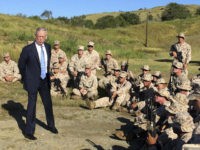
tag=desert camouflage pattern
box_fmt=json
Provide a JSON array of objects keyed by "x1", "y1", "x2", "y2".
[
  {"x1": 50, "y1": 49, "x2": 67, "y2": 68},
  {"x1": 84, "y1": 50, "x2": 100, "y2": 74},
  {"x1": 0, "y1": 60, "x2": 21, "y2": 82},
  {"x1": 170, "y1": 42, "x2": 191, "y2": 64},
  {"x1": 68, "y1": 54, "x2": 87, "y2": 73}
]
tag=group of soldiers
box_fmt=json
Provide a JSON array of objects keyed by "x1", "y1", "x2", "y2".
[{"x1": 0, "y1": 32, "x2": 199, "y2": 149}]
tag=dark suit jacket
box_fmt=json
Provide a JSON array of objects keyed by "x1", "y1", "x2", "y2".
[{"x1": 18, "y1": 42, "x2": 51, "y2": 93}]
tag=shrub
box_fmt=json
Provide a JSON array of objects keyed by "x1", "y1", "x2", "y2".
[{"x1": 161, "y1": 3, "x2": 191, "y2": 21}]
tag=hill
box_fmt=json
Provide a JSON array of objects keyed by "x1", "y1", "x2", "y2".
[
  {"x1": 85, "y1": 4, "x2": 200, "y2": 23},
  {"x1": 0, "y1": 5, "x2": 199, "y2": 77}
]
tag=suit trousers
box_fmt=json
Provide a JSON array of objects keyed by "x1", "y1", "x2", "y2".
[{"x1": 25, "y1": 78, "x2": 55, "y2": 135}]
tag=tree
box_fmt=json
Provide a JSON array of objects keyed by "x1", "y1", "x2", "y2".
[
  {"x1": 41, "y1": 10, "x2": 53, "y2": 19},
  {"x1": 196, "y1": 7, "x2": 200, "y2": 15},
  {"x1": 161, "y1": 3, "x2": 191, "y2": 21},
  {"x1": 95, "y1": 15, "x2": 116, "y2": 29},
  {"x1": 118, "y1": 12, "x2": 140, "y2": 25}
]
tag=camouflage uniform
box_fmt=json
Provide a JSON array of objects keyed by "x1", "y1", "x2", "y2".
[
  {"x1": 50, "y1": 63, "x2": 68, "y2": 96},
  {"x1": 51, "y1": 73, "x2": 68, "y2": 96},
  {"x1": 84, "y1": 41, "x2": 100, "y2": 75},
  {"x1": 68, "y1": 45, "x2": 87, "y2": 88},
  {"x1": 0, "y1": 59, "x2": 21, "y2": 82},
  {"x1": 68, "y1": 54, "x2": 87, "y2": 73},
  {"x1": 90, "y1": 72, "x2": 131, "y2": 109},
  {"x1": 101, "y1": 50, "x2": 119, "y2": 74},
  {"x1": 50, "y1": 41, "x2": 67, "y2": 69},
  {"x1": 169, "y1": 33, "x2": 192, "y2": 76},
  {"x1": 72, "y1": 72, "x2": 98, "y2": 100},
  {"x1": 98, "y1": 67, "x2": 120, "y2": 91}
]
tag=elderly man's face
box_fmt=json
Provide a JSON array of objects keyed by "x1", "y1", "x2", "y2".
[{"x1": 35, "y1": 30, "x2": 47, "y2": 45}]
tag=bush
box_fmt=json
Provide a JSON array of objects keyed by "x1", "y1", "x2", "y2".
[
  {"x1": 196, "y1": 7, "x2": 200, "y2": 15},
  {"x1": 161, "y1": 3, "x2": 191, "y2": 21},
  {"x1": 95, "y1": 15, "x2": 116, "y2": 29},
  {"x1": 118, "y1": 12, "x2": 140, "y2": 25}
]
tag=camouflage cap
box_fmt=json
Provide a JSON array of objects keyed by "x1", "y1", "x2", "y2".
[
  {"x1": 166, "y1": 101, "x2": 188, "y2": 114},
  {"x1": 58, "y1": 53, "x2": 65, "y2": 58},
  {"x1": 121, "y1": 61, "x2": 127, "y2": 66},
  {"x1": 156, "y1": 89, "x2": 171, "y2": 100},
  {"x1": 156, "y1": 78, "x2": 167, "y2": 85},
  {"x1": 141, "y1": 65, "x2": 150, "y2": 71},
  {"x1": 173, "y1": 112, "x2": 195, "y2": 132},
  {"x1": 85, "y1": 64, "x2": 92, "y2": 69},
  {"x1": 152, "y1": 71, "x2": 161, "y2": 77},
  {"x1": 78, "y1": 45, "x2": 84, "y2": 50},
  {"x1": 87, "y1": 41, "x2": 94, "y2": 46},
  {"x1": 113, "y1": 67, "x2": 121, "y2": 71},
  {"x1": 142, "y1": 73, "x2": 153, "y2": 81},
  {"x1": 174, "y1": 93, "x2": 189, "y2": 106},
  {"x1": 105, "y1": 50, "x2": 112, "y2": 55},
  {"x1": 176, "y1": 32, "x2": 185, "y2": 39},
  {"x1": 119, "y1": 71, "x2": 127, "y2": 78},
  {"x1": 177, "y1": 81, "x2": 191, "y2": 91},
  {"x1": 54, "y1": 40, "x2": 60, "y2": 45},
  {"x1": 53, "y1": 63, "x2": 59, "y2": 69},
  {"x1": 3, "y1": 52, "x2": 10, "y2": 57},
  {"x1": 173, "y1": 61, "x2": 183, "y2": 69},
  {"x1": 27, "y1": 41, "x2": 33, "y2": 45}
]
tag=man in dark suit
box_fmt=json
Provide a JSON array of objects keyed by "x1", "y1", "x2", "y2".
[{"x1": 18, "y1": 27, "x2": 58, "y2": 140}]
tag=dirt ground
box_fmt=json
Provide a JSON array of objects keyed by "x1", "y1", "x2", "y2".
[{"x1": 0, "y1": 99, "x2": 134, "y2": 150}]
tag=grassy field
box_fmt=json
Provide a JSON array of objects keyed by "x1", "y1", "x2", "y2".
[
  {"x1": 0, "y1": 8, "x2": 199, "y2": 77},
  {"x1": 85, "y1": 5, "x2": 200, "y2": 23}
]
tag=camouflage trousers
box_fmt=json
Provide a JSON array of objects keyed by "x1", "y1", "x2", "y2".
[
  {"x1": 72, "y1": 88, "x2": 98, "y2": 100},
  {"x1": 94, "y1": 94, "x2": 130, "y2": 108},
  {"x1": 0, "y1": 75, "x2": 21, "y2": 82}
]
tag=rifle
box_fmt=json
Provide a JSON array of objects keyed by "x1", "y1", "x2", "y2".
[
  {"x1": 146, "y1": 90, "x2": 157, "y2": 137},
  {"x1": 124, "y1": 59, "x2": 129, "y2": 72},
  {"x1": 50, "y1": 72, "x2": 67, "y2": 98},
  {"x1": 74, "y1": 71, "x2": 85, "y2": 88},
  {"x1": 170, "y1": 44, "x2": 183, "y2": 62},
  {"x1": 101, "y1": 57, "x2": 109, "y2": 76}
]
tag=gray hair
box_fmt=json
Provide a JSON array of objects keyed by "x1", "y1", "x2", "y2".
[{"x1": 35, "y1": 27, "x2": 47, "y2": 35}]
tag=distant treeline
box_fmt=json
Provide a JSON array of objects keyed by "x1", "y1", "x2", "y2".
[{"x1": 16, "y1": 3, "x2": 200, "y2": 29}]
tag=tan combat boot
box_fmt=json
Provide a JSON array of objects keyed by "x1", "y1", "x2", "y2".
[
  {"x1": 86, "y1": 100, "x2": 95, "y2": 110},
  {"x1": 111, "y1": 102, "x2": 120, "y2": 110}
]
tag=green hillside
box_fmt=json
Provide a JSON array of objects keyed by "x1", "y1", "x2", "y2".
[
  {"x1": 86, "y1": 4, "x2": 200, "y2": 23},
  {"x1": 0, "y1": 5, "x2": 199, "y2": 78}
]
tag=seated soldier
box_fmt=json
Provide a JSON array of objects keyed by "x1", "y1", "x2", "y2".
[
  {"x1": 86, "y1": 71, "x2": 132, "y2": 111},
  {"x1": 0, "y1": 52, "x2": 21, "y2": 82},
  {"x1": 50, "y1": 63, "x2": 68, "y2": 97},
  {"x1": 71, "y1": 64, "x2": 98, "y2": 100},
  {"x1": 50, "y1": 40, "x2": 67, "y2": 70},
  {"x1": 68, "y1": 45, "x2": 87, "y2": 88},
  {"x1": 168, "y1": 61, "x2": 189, "y2": 96},
  {"x1": 100, "y1": 50, "x2": 119, "y2": 76},
  {"x1": 58, "y1": 53, "x2": 70, "y2": 86},
  {"x1": 152, "y1": 71, "x2": 162, "y2": 86},
  {"x1": 98, "y1": 67, "x2": 120, "y2": 96},
  {"x1": 155, "y1": 78, "x2": 168, "y2": 91}
]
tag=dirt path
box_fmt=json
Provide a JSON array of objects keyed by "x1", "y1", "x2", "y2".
[{"x1": 0, "y1": 101, "x2": 134, "y2": 150}]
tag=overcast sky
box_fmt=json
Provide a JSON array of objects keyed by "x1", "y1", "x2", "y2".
[{"x1": 0, "y1": 0, "x2": 200, "y2": 18}]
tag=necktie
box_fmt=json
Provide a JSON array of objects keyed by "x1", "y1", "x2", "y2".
[{"x1": 40, "y1": 46, "x2": 46, "y2": 79}]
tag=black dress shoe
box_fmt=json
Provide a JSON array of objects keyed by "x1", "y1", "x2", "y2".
[
  {"x1": 24, "y1": 134, "x2": 37, "y2": 140},
  {"x1": 47, "y1": 126, "x2": 58, "y2": 134}
]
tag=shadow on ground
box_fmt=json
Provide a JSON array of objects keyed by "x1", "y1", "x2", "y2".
[{"x1": 1, "y1": 100, "x2": 49, "y2": 134}]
